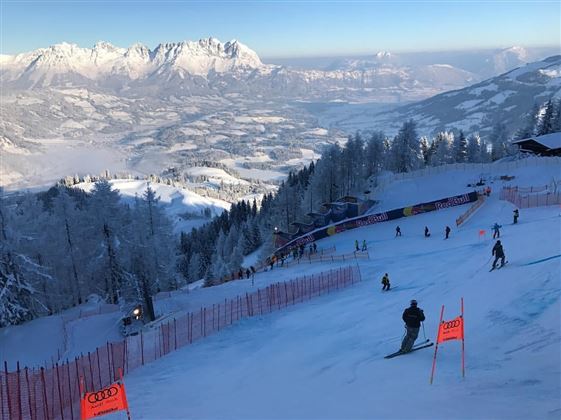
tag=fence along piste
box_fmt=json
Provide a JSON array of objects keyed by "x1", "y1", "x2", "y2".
[{"x1": 1, "y1": 265, "x2": 360, "y2": 420}]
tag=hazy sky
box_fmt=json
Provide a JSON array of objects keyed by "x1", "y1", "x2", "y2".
[{"x1": 1, "y1": 0, "x2": 560, "y2": 57}]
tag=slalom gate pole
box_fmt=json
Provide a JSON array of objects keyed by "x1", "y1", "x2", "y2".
[
  {"x1": 461, "y1": 297, "x2": 465, "y2": 378},
  {"x1": 119, "y1": 369, "x2": 132, "y2": 420},
  {"x1": 430, "y1": 305, "x2": 445, "y2": 385},
  {"x1": 422, "y1": 322, "x2": 427, "y2": 341}
]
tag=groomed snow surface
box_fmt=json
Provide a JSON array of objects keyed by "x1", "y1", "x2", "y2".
[
  {"x1": 4, "y1": 160, "x2": 560, "y2": 419},
  {"x1": 119, "y1": 166, "x2": 559, "y2": 419}
]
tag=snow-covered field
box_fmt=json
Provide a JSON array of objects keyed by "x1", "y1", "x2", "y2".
[
  {"x1": 3, "y1": 160, "x2": 560, "y2": 419},
  {"x1": 119, "y1": 184, "x2": 560, "y2": 420},
  {"x1": 75, "y1": 179, "x2": 232, "y2": 233}
]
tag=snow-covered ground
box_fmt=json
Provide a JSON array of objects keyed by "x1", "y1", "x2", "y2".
[
  {"x1": 3, "y1": 160, "x2": 560, "y2": 419},
  {"x1": 119, "y1": 188, "x2": 560, "y2": 419},
  {"x1": 75, "y1": 179, "x2": 232, "y2": 233}
]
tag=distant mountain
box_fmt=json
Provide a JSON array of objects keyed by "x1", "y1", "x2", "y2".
[
  {"x1": 265, "y1": 46, "x2": 560, "y2": 79},
  {"x1": 335, "y1": 55, "x2": 561, "y2": 136},
  {"x1": 1, "y1": 38, "x2": 478, "y2": 102}
]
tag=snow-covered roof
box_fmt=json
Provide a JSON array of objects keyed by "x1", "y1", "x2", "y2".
[{"x1": 512, "y1": 132, "x2": 561, "y2": 150}]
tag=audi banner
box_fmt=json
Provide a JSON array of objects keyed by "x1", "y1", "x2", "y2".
[
  {"x1": 81, "y1": 381, "x2": 130, "y2": 420},
  {"x1": 437, "y1": 316, "x2": 464, "y2": 343}
]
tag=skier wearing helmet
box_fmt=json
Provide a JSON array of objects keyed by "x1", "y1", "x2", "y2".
[{"x1": 401, "y1": 300, "x2": 425, "y2": 353}]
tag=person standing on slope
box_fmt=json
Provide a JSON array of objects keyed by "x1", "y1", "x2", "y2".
[
  {"x1": 492, "y1": 223, "x2": 501, "y2": 239},
  {"x1": 424, "y1": 226, "x2": 431, "y2": 237},
  {"x1": 355, "y1": 239, "x2": 360, "y2": 252},
  {"x1": 513, "y1": 209, "x2": 519, "y2": 224},
  {"x1": 362, "y1": 240, "x2": 368, "y2": 252},
  {"x1": 395, "y1": 226, "x2": 402, "y2": 237},
  {"x1": 381, "y1": 273, "x2": 391, "y2": 291},
  {"x1": 445, "y1": 225, "x2": 451, "y2": 239},
  {"x1": 492, "y1": 240, "x2": 506, "y2": 269},
  {"x1": 401, "y1": 300, "x2": 425, "y2": 353}
]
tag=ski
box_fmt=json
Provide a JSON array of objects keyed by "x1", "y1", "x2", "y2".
[
  {"x1": 384, "y1": 340, "x2": 433, "y2": 359},
  {"x1": 490, "y1": 261, "x2": 508, "y2": 271}
]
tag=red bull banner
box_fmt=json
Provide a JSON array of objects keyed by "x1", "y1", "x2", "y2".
[{"x1": 275, "y1": 192, "x2": 478, "y2": 256}]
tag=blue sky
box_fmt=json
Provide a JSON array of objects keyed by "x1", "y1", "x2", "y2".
[{"x1": 1, "y1": 1, "x2": 560, "y2": 57}]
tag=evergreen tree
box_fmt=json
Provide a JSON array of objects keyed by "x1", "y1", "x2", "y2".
[
  {"x1": 430, "y1": 132, "x2": 454, "y2": 166},
  {"x1": 489, "y1": 122, "x2": 510, "y2": 161},
  {"x1": 537, "y1": 100, "x2": 555, "y2": 135},
  {"x1": 187, "y1": 253, "x2": 202, "y2": 283},
  {"x1": 364, "y1": 131, "x2": 385, "y2": 178},
  {"x1": 0, "y1": 250, "x2": 36, "y2": 327},
  {"x1": 419, "y1": 136, "x2": 431, "y2": 166},
  {"x1": 514, "y1": 103, "x2": 539, "y2": 140},
  {"x1": 453, "y1": 130, "x2": 468, "y2": 163},
  {"x1": 467, "y1": 133, "x2": 482, "y2": 163},
  {"x1": 551, "y1": 99, "x2": 561, "y2": 133},
  {"x1": 391, "y1": 120, "x2": 422, "y2": 173}
]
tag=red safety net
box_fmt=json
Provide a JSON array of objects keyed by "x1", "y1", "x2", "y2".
[
  {"x1": 500, "y1": 186, "x2": 561, "y2": 209},
  {"x1": 1, "y1": 265, "x2": 360, "y2": 420}
]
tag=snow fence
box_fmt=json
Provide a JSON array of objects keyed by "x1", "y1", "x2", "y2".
[
  {"x1": 0, "y1": 265, "x2": 360, "y2": 420},
  {"x1": 500, "y1": 186, "x2": 561, "y2": 208}
]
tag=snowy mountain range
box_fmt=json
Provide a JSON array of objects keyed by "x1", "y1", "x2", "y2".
[
  {"x1": 0, "y1": 38, "x2": 263, "y2": 87},
  {"x1": 1, "y1": 37, "x2": 479, "y2": 101},
  {"x1": 329, "y1": 55, "x2": 561, "y2": 136},
  {"x1": 1, "y1": 37, "x2": 559, "y2": 191}
]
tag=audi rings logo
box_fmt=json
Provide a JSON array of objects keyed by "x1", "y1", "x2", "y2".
[
  {"x1": 87, "y1": 386, "x2": 119, "y2": 403},
  {"x1": 442, "y1": 320, "x2": 461, "y2": 330}
]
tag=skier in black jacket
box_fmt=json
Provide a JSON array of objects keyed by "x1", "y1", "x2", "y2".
[
  {"x1": 401, "y1": 300, "x2": 425, "y2": 352},
  {"x1": 492, "y1": 240, "x2": 506, "y2": 269}
]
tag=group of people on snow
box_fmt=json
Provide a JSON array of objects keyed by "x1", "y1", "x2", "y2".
[
  {"x1": 381, "y1": 207, "x2": 521, "y2": 353},
  {"x1": 355, "y1": 239, "x2": 368, "y2": 252},
  {"x1": 395, "y1": 225, "x2": 451, "y2": 239}
]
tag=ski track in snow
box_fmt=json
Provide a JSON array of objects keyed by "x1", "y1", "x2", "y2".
[
  {"x1": 3, "y1": 161, "x2": 560, "y2": 419},
  {"x1": 116, "y1": 198, "x2": 560, "y2": 419}
]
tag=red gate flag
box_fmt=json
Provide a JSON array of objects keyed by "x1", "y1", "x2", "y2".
[
  {"x1": 81, "y1": 380, "x2": 130, "y2": 420},
  {"x1": 437, "y1": 316, "x2": 464, "y2": 343}
]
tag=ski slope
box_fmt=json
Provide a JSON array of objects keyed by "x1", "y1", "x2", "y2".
[
  {"x1": 116, "y1": 179, "x2": 560, "y2": 418},
  {"x1": 2, "y1": 160, "x2": 560, "y2": 419}
]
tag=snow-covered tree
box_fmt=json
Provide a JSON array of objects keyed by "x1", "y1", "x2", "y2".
[
  {"x1": 429, "y1": 131, "x2": 454, "y2": 166},
  {"x1": 489, "y1": 122, "x2": 510, "y2": 161},
  {"x1": 0, "y1": 251, "x2": 36, "y2": 327},
  {"x1": 453, "y1": 130, "x2": 468, "y2": 163},
  {"x1": 390, "y1": 120, "x2": 422, "y2": 173}
]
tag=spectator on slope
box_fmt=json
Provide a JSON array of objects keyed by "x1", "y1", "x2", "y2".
[
  {"x1": 381, "y1": 273, "x2": 391, "y2": 291},
  {"x1": 492, "y1": 240, "x2": 506, "y2": 269},
  {"x1": 355, "y1": 239, "x2": 360, "y2": 252},
  {"x1": 401, "y1": 300, "x2": 425, "y2": 353},
  {"x1": 250, "y1": 266, "x2": 256, "y2": 286},
  {"x1": 246, "y1": 268, "x2": 251, "y2": 279},
  {"x1": 492, "y1": 223, "x2": 501, "y2": 239},
  {"x1": 395, "y1": 226, "x2": 402, "y2": 237},
  {"x1": 424, "y1": 226, "x2": 431, "y2": 237},
  {"x1": 313, "y1": 242, "x2": 317, "y2": 253},
  {"x1": 362, "y1": 240, "x2": 368, "y2": 252},
  {"x1": 445, "y1": 225, "x2": 451, "y2": 239},
  {"x1": 513, "y1": 209, "x2": 519, "y2": 224}
]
